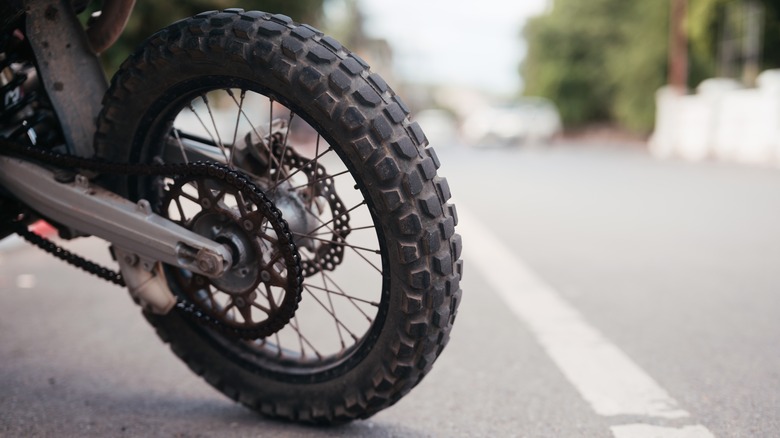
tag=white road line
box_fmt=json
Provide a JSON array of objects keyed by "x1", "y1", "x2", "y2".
[
  {"x1": 455, "y1": 205, "x2": 715, "y2": 436},
  {"x1": 612, "y1": 424, "x2": 715, "y2": 438}
]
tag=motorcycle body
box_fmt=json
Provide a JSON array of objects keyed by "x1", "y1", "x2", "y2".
[{"x1": 0, "y1": 0, "x2": 462, "y2": 423}]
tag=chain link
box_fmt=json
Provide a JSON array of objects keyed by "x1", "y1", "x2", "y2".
[{"x1": 11, "y1": 221, "x2": 126, "y2": 286}]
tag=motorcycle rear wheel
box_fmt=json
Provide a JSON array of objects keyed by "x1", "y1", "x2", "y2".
[{"x1": 94, "y1": 9, "x2": 462, "y2": 424}]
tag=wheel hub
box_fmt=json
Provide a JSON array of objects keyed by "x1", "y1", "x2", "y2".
[
  {"x1": 190, "y1": 211, "x2": 261, "y2": 294},
  {"x1": 268, "y1": 183, "x2": 318, "y2": 252}
]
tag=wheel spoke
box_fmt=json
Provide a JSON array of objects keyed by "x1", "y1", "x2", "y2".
[
  {"x1": 288, "y1": 315, "x2": 324, "y2": 360},
  {"x1": 302, "y1": 203, "x2": 383, "y2": 275},
  {"x1": 267, "y1": 145, "x2": 333, "y2": 192},
  {"x1": 173, "y1": 129, "x2": 190, "y2": 164},
  {"x1": 310, "y1": 225, "x2": 375, "y2": 236},
  {"x1": 226, "y1": 90, "x2": 285, "y2": 173},
  {"x1": 187, "y1": 103, "x2": 223, "y2": 159},
  {"x1": 200, "y1": 94, "x2": 230, "y2": 163},
  {"x1": 307, "y1": 201, "x2": 366, "y2": 235},
  {"x1": 228, "y1": 88, "x2": 262, "y2": 139},
  {"x1": 304, "y1": 282, "x2": 379, "y2": 308},
  {"x1": 303, "y1": 284, "x2": 360, "y2": 341},
  {"x1": 288, "y1": 169, "x2": 350, "y2": 191},
  {"x1": 308, "y1": 134, "x2": 323, "y2": 207},
  {"x1": 316, "y1": 265, "x2": 377, "y2": 323},
  {"x1": 226, "y1": 88, "x2": 245, "y2": 169},
  {"x1": 274, "y1": 331, "x2": 283, "y2": 358},
  {"x1": 292, "y1": 232, "x2": 380, "y2": 254},
  {"x1": 323, "y1": 279, "x2": 347, "y2": 350},
  {"x1": 271, "y1": 112, "x2": 295, "y2": 195}
]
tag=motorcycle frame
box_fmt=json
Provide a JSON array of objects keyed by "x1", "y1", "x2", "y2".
[
  {"x1": 0, "y1": 0, "x2": 236, "y2": 313},
  {"x1": 22, "y1": 0, "x2": 125, "y2": 157}
]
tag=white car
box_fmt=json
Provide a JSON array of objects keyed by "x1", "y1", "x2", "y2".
[
  {"x1": 463, "y1": 97, "x2": 562, "y2": 147},
  {"x1": 414, "y1": 109, "x2": 460, "y2": 147}
]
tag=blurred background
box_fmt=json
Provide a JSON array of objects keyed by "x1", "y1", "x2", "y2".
[
  {"x1": 97, "y1": 0, "x2": 780, "y2": 156},
  {"x1": 2, "y1": 1, "x2": 780, "y2": 437}
]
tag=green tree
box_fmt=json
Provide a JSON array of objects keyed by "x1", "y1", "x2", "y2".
[
  {"x1": 521, "y1": 0, "x2": 780, "y2": 133},
  {"x1": 521, "y1": 0, "x2": 666, "y2": 132},
  {"x1": 606, "y1": 2, "x2": 669, "y2": 132},
  {"x1": 689, "y1": 0, "x2": 780, "y2": 81},
  {"x1": 521, "y1": 0, "x2": 633, "y2": 127}
]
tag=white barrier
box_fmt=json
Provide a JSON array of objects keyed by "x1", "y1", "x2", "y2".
[{"x1": 649, "y1": 70, "x2": 780, "y2": 167}]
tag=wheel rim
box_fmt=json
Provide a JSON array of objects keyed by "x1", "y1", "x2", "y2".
[{"x1": 133, "y1": 78, "x2": 391, "y2": 380}]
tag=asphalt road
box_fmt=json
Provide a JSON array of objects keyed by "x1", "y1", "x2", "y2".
[{"x1": 1, "y1": 142, "x2": 778, "y2": 437}]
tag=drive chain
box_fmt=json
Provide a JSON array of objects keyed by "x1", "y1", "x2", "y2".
[{"x1": 0, "y1": 138, "x2": 303, "y2": 339}]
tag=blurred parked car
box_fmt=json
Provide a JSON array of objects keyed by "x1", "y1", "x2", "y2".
[
  {"x1": 463, "y1": 97, "x2": 562, "y2": 147},
  {"x1": 415, "y1": 109, "x2": 460, "y2": 147}
]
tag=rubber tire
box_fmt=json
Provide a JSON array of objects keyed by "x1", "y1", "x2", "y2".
[{"x1": 94, "y1": 9, "x2": 463, "y2": 424}]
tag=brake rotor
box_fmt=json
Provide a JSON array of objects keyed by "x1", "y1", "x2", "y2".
[{"x1": 237, "y1": 121, "x2": 352, "y2": 277}]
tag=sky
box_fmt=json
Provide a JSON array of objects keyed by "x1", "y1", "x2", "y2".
[{"x1": 357, "y1": 0, "x2": 549, "y2": 96}]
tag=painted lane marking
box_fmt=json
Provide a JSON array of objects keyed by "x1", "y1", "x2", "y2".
[
  {"x1": 455, "y1": 205, "x2": 715, "y2": 437},
  {"x1": 612, "y1": 424, "x2": 715, "y2": 438}
]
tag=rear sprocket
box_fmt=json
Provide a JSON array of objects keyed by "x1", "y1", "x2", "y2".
[{"x1": 161, "y1": 172, "x2": 302, "y2": 339}]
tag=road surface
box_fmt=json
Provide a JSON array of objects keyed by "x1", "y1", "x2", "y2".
[{"x1": 1, "y1": 142, "x2": 778, "y2": 437}]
